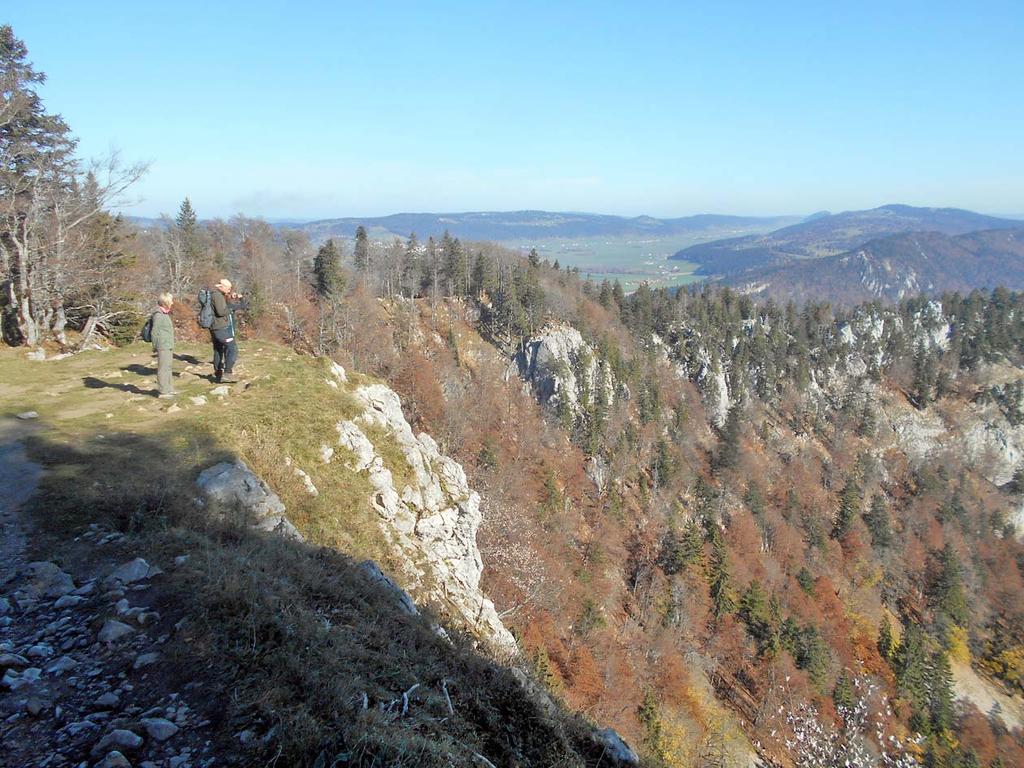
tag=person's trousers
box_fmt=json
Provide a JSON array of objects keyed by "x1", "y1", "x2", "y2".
[
  {"x1": 156, "y1": 348, "x2": 174, "y2": 394},
  {"x1": 211, "y1": 329, "x2": 238, "y2": 374}
]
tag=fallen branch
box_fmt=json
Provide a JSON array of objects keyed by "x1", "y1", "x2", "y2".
[{"x1": 441, "y1": 678, "x2": 455, "y2": 716}]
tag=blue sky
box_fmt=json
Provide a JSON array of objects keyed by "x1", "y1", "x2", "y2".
[{"x1": 8, "y1": 1, "x2": 1023, "y2": 219}]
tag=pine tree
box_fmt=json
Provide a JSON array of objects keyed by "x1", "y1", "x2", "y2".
[
  {"x1": 832, "y1": 671, "x2": 856, "y2": 715},
  {"x1": 928, "y1": 649, "x2": 955, "y2": 734},
  {"x1": 895, "y1": 624, "x2": 932, "y2": 724},
  {"x1": 708, "y1": 530, "x2": 737, "y2": 618},
  {"x1": 353, "y1": 225, "x2": 370, "y2": 276},
  {"x1": 913, "y1": 338, "x2": 938, "y2": 408},
  {"x1": 863, "y1": 493, "x2": 893, "y2": 548},
  {"x1": 714, "y1": 405, "x2": 742, "y2": 470},
  {"x1": 402, "y1": 232, "x2": 419, "y2": 296},
  {"x1": 831, "y1": 476, "x2": 861, "y2": 539},
  {"x1": 528, "y1": 248, "x2": 540, "y2": 269},
  {"x1": 878, "y1": 616, "x2": 896, "y2": 661},
  {"x1": 611, "y1": 280, "x2": 625, "y2": 310},
  {"x1": 441, "y1": 230, "x2": 466, "y2": 296},
  {"x1": 313, "y1": 239, "x2": 345, "y2": 300},
  {"x1": 929, "y1": 544, "x2": 969, "y2": 626}
]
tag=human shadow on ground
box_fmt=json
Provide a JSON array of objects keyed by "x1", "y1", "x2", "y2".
[
  {"x1": 83, "y1": 376, "x2": 157, "y2": 397},
  {"x1": 174, "y1": 353, "x2": 203, "y2": 365},
  {"x1": 123, "y1": 363, "x2": 156, "y2": 376}
]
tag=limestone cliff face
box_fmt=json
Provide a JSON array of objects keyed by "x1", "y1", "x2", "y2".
[
  {"x1": 508, "y1": 325, "x2": 615, "y2": 422},
  {"x1": 330, "y1": 370, "x2": 516, "y2": 654}
]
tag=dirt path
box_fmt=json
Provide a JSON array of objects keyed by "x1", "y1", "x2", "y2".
[{"x1": 0, "y1": 418, "x2": 42, "y2": 586}]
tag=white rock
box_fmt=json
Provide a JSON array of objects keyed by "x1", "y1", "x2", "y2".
[
  {"x1": 336, "y1": 421, "x2": 375, "y2": 470},
  {"x1": 210, "y1": 385, "x2": 230, "y2": 396},
  {"x1": 92, "y1": 729, "x2": 143, "y2": 756},
  {"x1": 591, "y1": 728, "x2": 639, "y2": 765},
  {"x1": 141, "y1": 717, "x2": 180, "y2": 741},
  {"x1": 133, "y1": 651, "x2": 160, "y2": 669},
  {"x1": 16, "y1": 410, "x2": 39, "y2": 420},
  {"x1": 98, "y1": 620, "x2": 134, "y2": 643},
  {"x1": 108, "y1": 558, "x2": 154, "y2": 584},
  {"x1": 54, "y1": 594, "x2": 85, "y2": 609},
  {"x1": 24, "y1": 562, "x2": 75, "y2": 599},
  {"x1": 196, "y1": 460, "x2": 303, "y2": 541},
  {"x1": 189, "y1": 395, "x2": 207, "y2": 406}
]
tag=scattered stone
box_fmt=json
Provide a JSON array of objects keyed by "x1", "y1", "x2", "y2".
[
  {"x1": 173, "y1": 555, "x2": 189, "y2": 567},
  {"x1": 16, "y1": 410, "x2": 39, "y2": 420},
  {"x1": 0, "y1": 653, "x2": 29, "y2": 670},
  {"x1": 45, "y1": 655, "x2": 78, "y2": 675},
  {"x1": 92, "y1": 729, "x2": 144, "y2": 756},
  {"x1": 72, "y1": 581, "x2": 96, "y2": 597},
  {"x1": 0, "y1": 597, "x2": 9, "y2": 615},
  {"x1": 141, "y1": 717, "x2": 180, "y2": 742},
  {"x1": 108, "y1": 558, "x2": 155, "y2": 585},
  {"x1": 26, "y1": 696, "x2": 46, "y2": 716},
  {"x1": 5, "y1": 667, "x2": 41, "y2": 690},
  {"x1": 64, "y1": 719, "x2": 99, "y2": 736},
  {"x1": 189, "y1": 395, "x2": 207, "y2": 406},
  {"x1": 210, "y1": 385, "x2": 229, "y2": 397},
  {"x1": 330, "y1": 361, "x2": 348, "y2": 383},
  {"x1": 166, "y1": 404, "x2": 182, "y2": 413},
  {"x1": 96, "y1": 750, "x2": 132, "y2": 768},
  {"x1": 26, "y1": 644, "x2": 53, "y2": 659},
  {"x1": 98, "y1": 620, "x2": 134, "y2": 643},
  {"x1": 24, "y1": 561, "x2": 76, "y2": 599},
  {"x1": 319, "y1": 444, "x2": 334, "y2": 463},
  {"x1": 26, "y1": 349, "x2": 46, "y2": 361},
  {"x1": 95, "y1": 692, "x2": 121, "y2": 710},
  {"x1": 133, "y1": 651, "x2": 160, "y2": 670},
  {"x1": 115, "y1": 598, "x2": 131, "y2": 615},
  {"x1": 54, "y1": 594, "x2": 86, "y2": 609},
  {"x1": 237, "y1": 730, "x2": 255, "y2": 746}
]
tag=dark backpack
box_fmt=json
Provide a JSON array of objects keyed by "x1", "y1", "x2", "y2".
[
  {"x1": 197, "y1": 289, "x2": 214, "y2": 329},
  {"x1": 141, "y1": 313, "x2": 154, "y2": 343}
]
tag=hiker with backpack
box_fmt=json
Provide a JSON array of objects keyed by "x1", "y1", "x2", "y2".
[
  {"x1": 145, "y1": 292, "x2": 176, "y2": 398},
  {"x1": 199, "y1": 278, "x2": 248, "y2": 383}
]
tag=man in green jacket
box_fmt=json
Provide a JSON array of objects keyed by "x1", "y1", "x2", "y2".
[
  {"x1": 210, "y1": 278, "x2": 248, "y2": 383},
  {"x1": 152, "y1": 292, "x2": 175, "y2": 398}
]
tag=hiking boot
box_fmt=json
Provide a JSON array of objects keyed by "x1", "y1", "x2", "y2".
[{"x1": 214, "y1": 370, "x2": 223, "y2": 383}]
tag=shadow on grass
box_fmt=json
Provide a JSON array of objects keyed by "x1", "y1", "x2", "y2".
[
  {"x1": 174, "y1": 353, "x2": 204, "y2": 365},
  {"x1": 82, "y1": 375, "x2": 156, "y2": 397},
  {"x1": 19, "y1": 422, "x2": 614, "y2": 768},
  {"x1": 122, "y1": 363, "x2": 157, "y2": 376}
]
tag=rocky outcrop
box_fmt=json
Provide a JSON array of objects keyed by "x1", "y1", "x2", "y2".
[
  {"x1": 332, "y1": 377, "x2": 517, "y2": 654},
  {"x1": 509, "y1": 325, "x2": 614, "y2": 422},
  {"x1": 195, "y1": 460, "x2": 303, "y2": 540}
]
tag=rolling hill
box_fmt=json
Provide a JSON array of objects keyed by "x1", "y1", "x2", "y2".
[
  {"x1": 724, "y1": 227, "x2": 1024, "y2": 304},
  {"x1": 294, "y1": 210, "x2": 797, "y2": 243},
  {"x1": 672, "y1": 204, "x2": 1021, "y2": 276}
]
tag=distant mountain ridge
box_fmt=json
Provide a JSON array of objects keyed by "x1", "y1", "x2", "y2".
[
  {"x1": 672, "y1": 204, "x2": 1021, "y2": 275},
  {"x1": 293, "y1": 210, "x2": 799, "y2": 242},
  {"x1": 725, "y1": 227, "x2": 1024, "y2": 305}
]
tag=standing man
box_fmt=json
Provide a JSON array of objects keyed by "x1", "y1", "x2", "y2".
[
  {"x1": 152, "y1": 292, "x2": 176, "y2": 398},
  {"x1": 210, "y1": 278, "x2": 247, "y2": 383}
]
